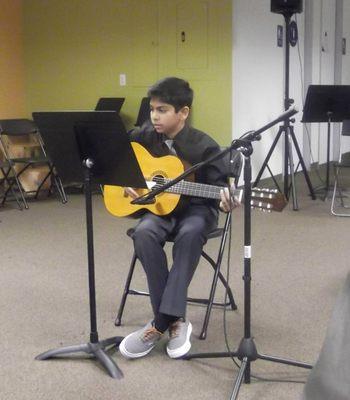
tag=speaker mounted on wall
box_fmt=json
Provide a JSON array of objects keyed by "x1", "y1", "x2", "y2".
[{"x1": 271, "y1": 0, "x2": 303, "y2": 15}]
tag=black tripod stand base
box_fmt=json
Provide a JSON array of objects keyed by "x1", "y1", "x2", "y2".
[
  {"x1": 228, "y1": 351, "x2": 312, "y2": 400},
  {"x1": 258, "y1": 352, "x2": 313, "y2": 369},
  {"x1": 35, "y1": 336, "x2": 124, "y2": 379},
  {"x1": 184, "y1": 346, "x2": 313, "y2": 400},
  {"x1": 184, "y1": 349, "x2": 312, "y2": 369},
  {"x1": 313, "y1": 185, "x2": 335, "y2": 201}
]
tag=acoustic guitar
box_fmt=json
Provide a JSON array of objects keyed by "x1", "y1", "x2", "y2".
[{"x1": 103, "y1": 142, "x2": 287, "y2": 217}]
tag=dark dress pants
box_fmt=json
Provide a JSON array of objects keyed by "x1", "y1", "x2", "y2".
[{"x1": 131, "y1": 204, "x2": 218, "y2": 318}]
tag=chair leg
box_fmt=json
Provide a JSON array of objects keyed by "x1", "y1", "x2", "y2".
[
  {"x1": 51, "y1": 167, "x2": 67, "y2": 203},
  {"x1": 4, "y1": 168, "x2": 29, "y2": 209},
  {"x1": 34, "y1": 169, "x2": 51, "y2": 199},
  {"x1": 331, "y1": 165, "x2": 350, "y2": 217},
  {"x1": 198, "y1": 214, "x2": 237, "y2": 340},
  {"x1": 8, "y1": 178, "x2": 23, "y2": 210},
  {"x1": 115, "y1": 252, "x2": 138, "y2": 326},
  {"x1": 11, "y1": 164, "x2": 31, "y2": 209},
  {"x1": 331, "y1": 166, "x2": 340, "y2": 215},
  {"x1": 0, "y1": 167, "x2": 23, "y2": 210},
  {"x1": 217, "y1": 270, "x2": 237, "y2": 310},
  {"x1": 56, "y1": 176, "x2": 67, "y2": 203},
  {"x1": 198, "y1": 252, "x2": 237, "y2": 340},
  {"x1": 199, "y1": 252, "x2": 219, "y2": 340}
]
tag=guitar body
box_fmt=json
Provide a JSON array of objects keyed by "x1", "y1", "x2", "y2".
[{"x1": 104, "y1": 142, "x2": 184, "y2": 217}]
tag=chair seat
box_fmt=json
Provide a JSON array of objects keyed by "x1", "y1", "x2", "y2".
[
  {"x1": 10, "y1": 157, "x2": 50, "y2": 164},
  {"x1": 0, "y1": 118, "x2": 67, "y2": 208}
]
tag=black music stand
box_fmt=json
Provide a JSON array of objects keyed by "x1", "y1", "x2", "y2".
[
  {"x1": 95, "y1": 97, "x2": 125, "y2": 113},
  {"x1": 302, "y1": 85, "x2": 350, "y2": 199},
  {"x1": 33, "y1": 111, "x2": 147, "y2": 379}
]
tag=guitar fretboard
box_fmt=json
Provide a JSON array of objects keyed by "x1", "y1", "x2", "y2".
[
  {"x1": 152, "y1": 177, "x2": 228, "y2": 200},
  {"x1": 148, "y1": 178, "x2": 285, "y2": 212}
]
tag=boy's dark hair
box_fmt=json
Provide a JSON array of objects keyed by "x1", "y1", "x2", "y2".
[{"x1": 147, "y1": 77, "x2": 193, "y2": 112}]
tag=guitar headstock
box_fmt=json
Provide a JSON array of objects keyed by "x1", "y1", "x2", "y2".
[{"x1": 251, "y1": 187, "x2": 287, "y2": 212}]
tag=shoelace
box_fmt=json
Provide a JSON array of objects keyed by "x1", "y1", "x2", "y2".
[
  {"x1": 141, "y1": 327, "x2": 162, "y2": 343},
  {"x1": 169, "y1": 321, "x2": 182, "y2": 338}
]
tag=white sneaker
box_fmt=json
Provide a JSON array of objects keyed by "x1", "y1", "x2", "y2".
[
  {"x1": 166, "y1": 319, "x2": 192, "y2": 359},
  {"x1": 119, "y1": 321, "x2": 162, "y2": 359}
]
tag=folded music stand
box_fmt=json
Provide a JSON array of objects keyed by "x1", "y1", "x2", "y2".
[
  {"x1": 302, "y1": 85, "x2": 350, "y2": 199},
  {"x1": 95, "y1": 97, "x2": 125, "y2": 113},
  {"x1": 33, "y1": 110, "x2": 146, "y2": 379}
]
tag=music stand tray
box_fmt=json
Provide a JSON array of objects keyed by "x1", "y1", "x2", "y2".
[
  {"x1": 95, "y1": 97, "x2": 125, "y2": 113},
  {"x1": 33, "y1": 110, "x2": 146, "y2": 379},
  {"x1": 302, "y1": 85, "x2": 350, "y2": 198}
]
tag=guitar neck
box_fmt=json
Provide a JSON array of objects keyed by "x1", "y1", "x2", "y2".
[
  {"x1": 158, "y1": 178, "x2": 234, "y2": 200},
  {"x1": 149, "y1": 178, "x2": 286, "y2": 212}
]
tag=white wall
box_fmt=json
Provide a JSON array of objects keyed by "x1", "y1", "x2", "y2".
[
  {"x1": 232, "y1": 0, "x2": 305, "y2": 182},
  {"x1": 341, "y1": 0, "x2": 350, "y2": 155},
  {"x1": 342, "y1": 1, "x2": 350, "y2": 84},
  {"x1": 232, "y1": 0, "x2": 350, "y2": 183}
]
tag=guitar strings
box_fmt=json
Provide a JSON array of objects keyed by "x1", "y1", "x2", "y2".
[
  {"x1": 150, "y1": 177, "x2": 280, "y2": 211},
  {"x1": 151, "y1": 176, "x2": 222, "y2": 199}
]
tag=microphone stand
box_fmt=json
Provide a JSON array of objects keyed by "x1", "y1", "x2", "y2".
[
  {"x1": 184, "y1": 141, "x2": 312, "y2": 400},
  {"x1": 132, "y1": 107, "x2": 313, "y2": 400}
]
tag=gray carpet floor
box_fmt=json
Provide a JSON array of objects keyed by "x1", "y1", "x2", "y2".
[{"x1": 1, "y1": 175, "x2": 349, "y2": 400}]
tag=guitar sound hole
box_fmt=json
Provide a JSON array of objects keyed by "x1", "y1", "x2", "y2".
[{"x1": 152, "y1": 175, "x2": 166, "y2": 190}]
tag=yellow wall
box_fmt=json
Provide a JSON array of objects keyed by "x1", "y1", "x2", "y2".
[
  {"x1": 0, "y1": 0, "x2": 26, "y2": 118},
  {"x1": 23, "y1": 0, "x2": 232, "y2": 145}
]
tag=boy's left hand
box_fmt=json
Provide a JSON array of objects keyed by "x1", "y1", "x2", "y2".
[{"x1": 219, "y1": 185, "x2": 241, "y2": 213}]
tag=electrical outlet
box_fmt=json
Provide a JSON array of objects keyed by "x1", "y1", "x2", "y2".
[{"x1": 119, "y1": 74, "x2": 126, "y2": 86}]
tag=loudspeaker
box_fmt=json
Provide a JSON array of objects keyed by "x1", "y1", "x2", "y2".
[{"x1": 271, "y1": 0, "x2": 303, "y2": 15}]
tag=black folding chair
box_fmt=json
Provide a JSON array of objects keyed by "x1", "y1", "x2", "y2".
[
  {"x1": 331, "y1": 120, "x2": 350, "y2": 217},
  {"x1": 115, "y1": 151, "x2": 243, "y2": 340},
  {"x1": 0, "y1": 119, "x2": 67, "y2": 208}
]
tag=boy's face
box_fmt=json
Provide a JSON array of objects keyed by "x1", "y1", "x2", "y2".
[{"x1": 149, "y1": 98, "x2": 189, "y2": 138}]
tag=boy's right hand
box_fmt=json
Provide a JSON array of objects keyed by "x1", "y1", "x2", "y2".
[{"x1": 124, "y1": 187, "x2": 139, "y2": 199}]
